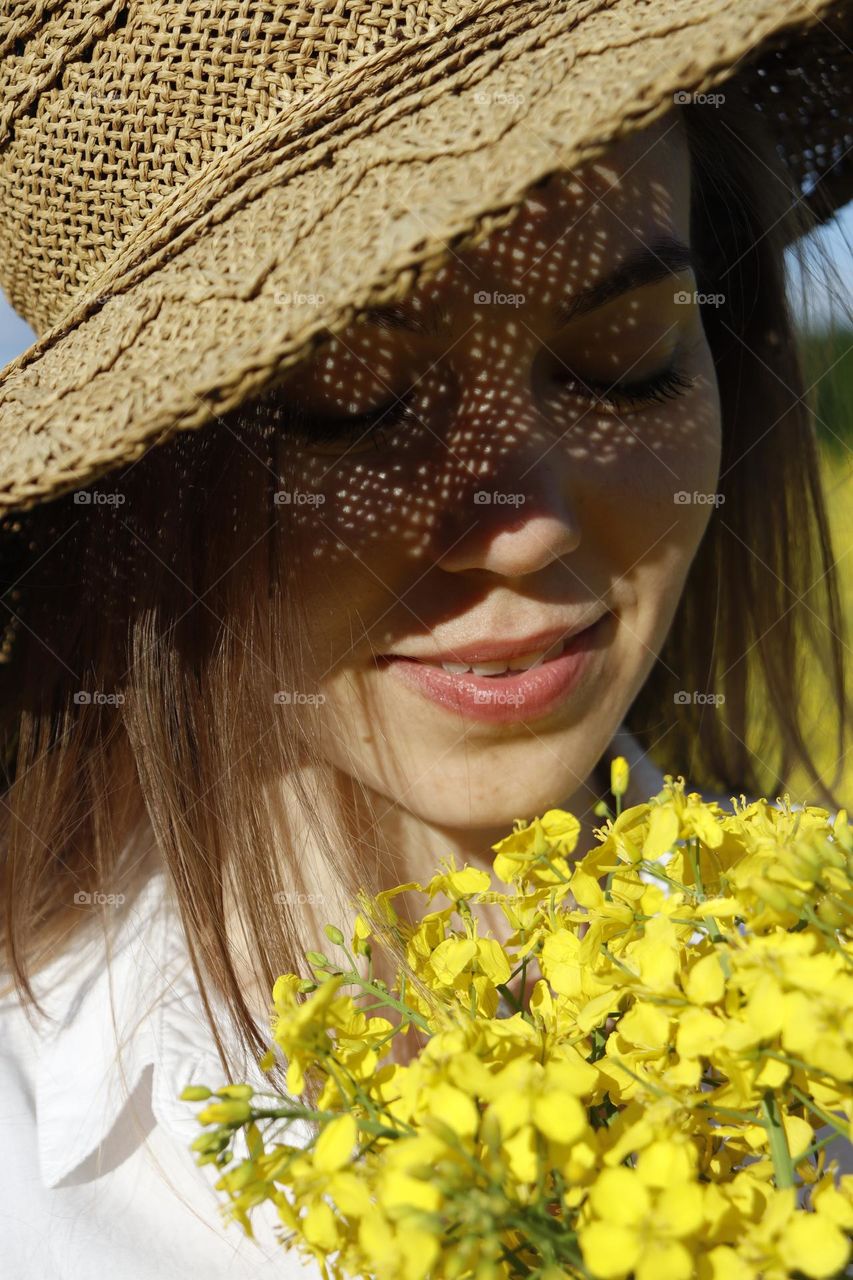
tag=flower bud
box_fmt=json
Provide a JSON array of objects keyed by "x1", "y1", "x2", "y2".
[
  {"x1": 197, "y1": 1099, "x2": 253, "y2": 1126},
  {"x1": 191, "y1": 1129, "x2": 230, "y2": 1154},
  {"x1": 180, "y1": 1084, "x2": 212, "y2": 1101},
  {"x1": 610, "y1": 755, "x2": 630, "y2": 798},
  {"x1": 216, "y1": 1083, "x2": 254, "y2": 1101},
  {"x1": 324, "y1": 924, "x2": 345, "y2": 945}
]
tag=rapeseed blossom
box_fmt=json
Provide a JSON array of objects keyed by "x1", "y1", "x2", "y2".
[{"x1": 182, "y1": 767, "x2": 853, "y2": 1279}]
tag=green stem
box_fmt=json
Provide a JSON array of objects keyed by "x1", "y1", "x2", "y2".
[
  {"x1": 343, "y1": 974, "x2": 433, "y2": 1033},
  {"x1": 688, "y1": 837, "x2": 704, "y2": 897},
  {"x1": 500, "y1": 1242, "x2": 534, "y2": 1277},
  {"x1": 496, "y1": 982, "x2": 524, "y2": 1013},
  {"x1": 247, "y1": 1104, "x2": 414, "y2": 1141},
  {"x1": 518, "y1": 951, "x2": 530, "y2": 1012},
  {"x1": 800, "y1": 1130, "x2": 844, "y2": 1161},
  {"x1": 696, "y1": 1102, "x2": 765, "y2": 1125},
  {"x1": 762, "y1": 1092, "x2": 796, "y2": 1189},
  {"x1": 789, "y1": 1085, "x2": 849, "y2": 1138}
]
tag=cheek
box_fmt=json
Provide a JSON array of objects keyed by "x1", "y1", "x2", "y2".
[
  {"x1": 280, "y1": 496, "x2": 410, "y2": 675},
  {"x1": 564, "y1": 362, "x2": 722, "y2": 643},
  {"x1": 564, "y1": 346, "x2": 722, "y2": 530},
  {"x1": 283, "y1": 451, "x2": 449, "y2": 571}
]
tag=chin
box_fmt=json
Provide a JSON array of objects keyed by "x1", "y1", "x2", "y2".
[{"x1": 391, "y1": 766, "x2": 589, "y2": 833}]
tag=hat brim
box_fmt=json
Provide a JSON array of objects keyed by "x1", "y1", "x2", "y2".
[{"x1": 0, "y1": 0, "x2": 848, "y2": 515}]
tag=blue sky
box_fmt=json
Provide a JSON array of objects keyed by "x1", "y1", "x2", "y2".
[{"x1": 1, "y1": 202, "x2": 850, "y2": 369}]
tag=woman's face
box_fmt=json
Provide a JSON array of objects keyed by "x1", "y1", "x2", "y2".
[{"x1": 274, "y1": 112, "x2": 722, "y2": 830}]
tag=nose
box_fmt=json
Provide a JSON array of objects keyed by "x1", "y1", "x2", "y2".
[
  {"x1": 438, "y1": 508, "x2": 581, "y2": 577},
  {"x1": 436, "y1": 443, "x2": 582, "y2": 577},
  {"x1": 431, "y1": 321, "x2": 583, "y2": 577}
]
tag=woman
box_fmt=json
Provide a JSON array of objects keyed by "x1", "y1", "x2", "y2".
[{"x1": 0, "y1": 0, "x2": 850, "y2": 1274}]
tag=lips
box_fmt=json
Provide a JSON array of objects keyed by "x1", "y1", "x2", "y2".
[
  {"x1": 377, "y1": 613, "x2": 612, "y2": 725},
  {"x1": 377, "y1": 614, "x2": 609, "y2": 671},
  {"x1": 434, "y1": 634, "x2": 565, "y2": 676}
]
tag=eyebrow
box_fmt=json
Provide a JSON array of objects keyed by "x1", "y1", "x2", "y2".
[
  {"x1": 551, "y1": 236, "x2": 695, "y2": 327},
  {"x1": 361, "y1": 235, "x2": 695, "y2": 335}
]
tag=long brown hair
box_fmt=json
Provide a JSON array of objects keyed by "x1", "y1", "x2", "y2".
[{"x1": 1, "y1": 88, "x2": 850, "y2": 1093}]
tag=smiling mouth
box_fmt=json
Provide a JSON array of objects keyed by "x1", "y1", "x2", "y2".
[
  {"x1": 376, "y1": 613, "x2": 611, "y2": 677},
  {"x1": 409, "y1": 635, "x2": 566, "y2": 677},
  {"x1": 374, "y1": 615, "x2": 612, "y2": 724}
]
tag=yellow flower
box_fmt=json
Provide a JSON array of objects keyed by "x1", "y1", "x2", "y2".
[
  {"x1": 642, "y1": 802, "x2": 681, "y2": 863},
  {"x1": 313, "y1": 1113, "x2": 357, "y2": 1173},
  {"x1": 579, "y1": 1164, "x2": 704, "y2": 1280},
  {"x1": 421, "y1": 858, "x2": 493, "y2": 901},
  {"x1": 683, "y1": 951, "x2": 726, "y2": 1005},
  {"x1": 491, "y1": 810, "x2": 580, "y2": 884},
  {"x1": 183, "y1": 784, "x2": 853, "y2": 1280},
  {"x1": 271, "y1": 971, "x2": 346, "y2": 1095}
]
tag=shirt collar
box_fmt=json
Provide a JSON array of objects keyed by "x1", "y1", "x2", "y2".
[
  {"x1": 32, "y1": 868, "x2": 268, "y2": 1190},
  {"x1": 30, "y1": 724, "x2": 665, "y2": 1190}
]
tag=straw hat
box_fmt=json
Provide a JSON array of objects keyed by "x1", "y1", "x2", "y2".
[{"x1": 0, "y1": 0, "x2": 851, "y2": 520}]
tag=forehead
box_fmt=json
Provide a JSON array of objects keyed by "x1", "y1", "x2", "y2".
[{"x1": 409, "y1": 112, "x2": 690, "y2": 305}]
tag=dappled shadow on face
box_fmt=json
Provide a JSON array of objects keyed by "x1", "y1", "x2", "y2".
[{"x1": 257, "y1": 113, "x2": 718, "y2": 597}]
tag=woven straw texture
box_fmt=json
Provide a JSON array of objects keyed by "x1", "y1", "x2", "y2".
[{"x1": 0, "y1": 0, "x2": 851, "y2": 515}]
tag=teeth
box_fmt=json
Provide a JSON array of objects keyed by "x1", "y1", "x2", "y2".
[
  {"x1": 471, "y1": 659, "x2": 513, "y2": 676},
  {"x1": 439, "y1": 637, "x2": 565, "y2": 677},
  {"x1": 507, "y1": 647, "x2": 552, "y2": 671}
]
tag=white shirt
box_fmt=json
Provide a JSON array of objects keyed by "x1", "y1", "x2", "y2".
[{"x1": 0, "y1": 864, "x2": 321, "y2": 1278}]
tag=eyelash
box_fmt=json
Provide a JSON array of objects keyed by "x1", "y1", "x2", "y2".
[
  {"x1": 288, "y1": 392, "x2": 416, "y2": 452},
  {"x1": 290, "y1": 360, "x2": 697, "y2": 450},
  {"x1": 557, "y1": 362, "x2": 698, "y2": 413}
]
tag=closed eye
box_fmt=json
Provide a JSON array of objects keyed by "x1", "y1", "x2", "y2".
[
  {"x1": 287, "y1": 388, "x2": 417, "y2": 452},
  {"x1": 555, "y1": 361, "x2": 698, "y2": 414},
  {"x1": 285, "y1": 348, "x2": 698, "y2": 458}
]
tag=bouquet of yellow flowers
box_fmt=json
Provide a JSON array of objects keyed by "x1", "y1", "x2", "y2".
[{"x1": 181, "y1": 763, "x2": 853, "y2": 1280}]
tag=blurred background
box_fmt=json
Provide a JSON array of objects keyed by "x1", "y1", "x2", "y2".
[
  {"x1": 786, "y1": 206, "x2": 853, "y2": 810},
  {"x1": 1, "y1": 203, "x2": 851, "y2": 807}
]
